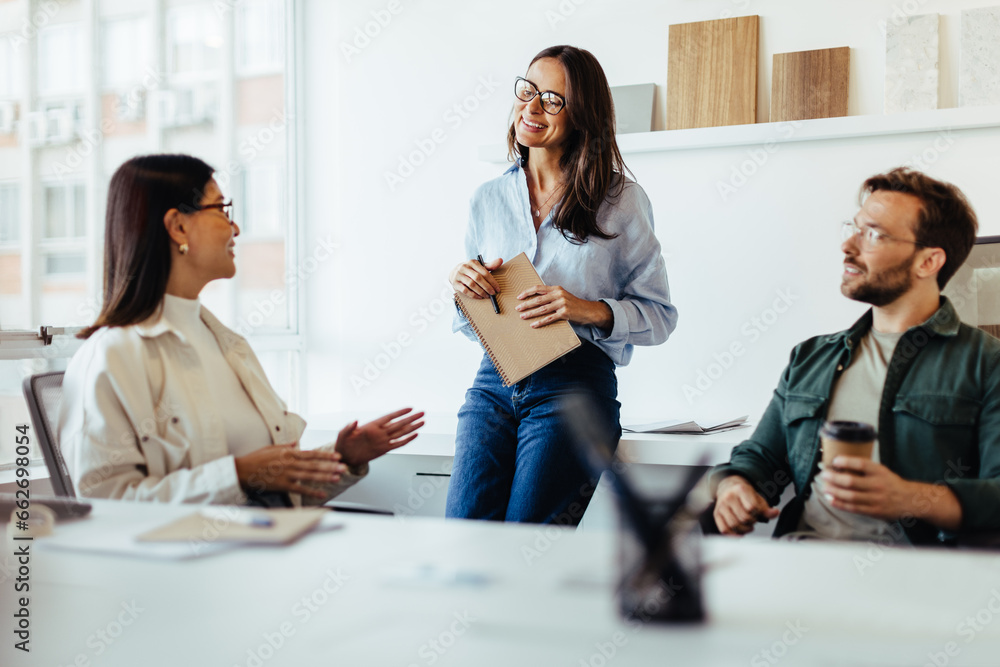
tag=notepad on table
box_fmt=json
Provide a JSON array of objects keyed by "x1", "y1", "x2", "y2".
[
  {"x1": 138, "y1": 508, "x2": 329, "y2": 545},
  {"x1": 623, "y1": 415, "x2": 750, "y2": 435},
  {"x1": 455, "y1": 252, "x2": 581, "y2": 386}
]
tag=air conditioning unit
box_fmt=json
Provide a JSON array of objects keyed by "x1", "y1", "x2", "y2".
[
  {"x1": 0, "y1": 102, "x2": 17, "y2": 134},
  {"x1": 45, "y1": 105, "x2": 78, "y2": 144},
  {"x1": 23, "y1": 111, "x2": 47, "y2": 146},
  {"x1": 115, "y1": 90, "x2": 145, "y2": 123},
  {"x1": 152, "y1": 85, "x2": 217, "y2": 128},
  {"x1": 149, "y1": 89, "x2": 177, "y2": 127}
]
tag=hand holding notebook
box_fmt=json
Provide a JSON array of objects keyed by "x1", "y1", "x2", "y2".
[{"x1": 455, "y1": 252, "x2": 580, "y2": 386}]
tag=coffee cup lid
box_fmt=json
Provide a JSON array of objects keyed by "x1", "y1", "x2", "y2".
[{"x1": 820, "y1": 420, "x2": 876, "y2": 443}]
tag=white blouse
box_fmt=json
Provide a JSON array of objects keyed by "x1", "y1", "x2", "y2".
[
  {"x1": 59, "y1": 300, "x2": 365, "y2": 505},
  {"x1": 161, "y1": 294, "x2": 271, "y2": 458}
]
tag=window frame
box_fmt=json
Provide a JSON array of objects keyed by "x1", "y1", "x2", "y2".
[{"x1": 0, "y1": 0, "x2": 307, "y2": 469}]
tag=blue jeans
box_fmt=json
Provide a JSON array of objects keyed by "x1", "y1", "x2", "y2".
[{"x1": 446, "y1": 342, "x2": 621, "y2": 525}]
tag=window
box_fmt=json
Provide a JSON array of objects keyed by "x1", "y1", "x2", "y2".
[
  {"x1": 43, "y1": 183, "x2": 85, "y2": 240},
  {"x1": 0, "y1": 35, "x2": 21, "y2": 99},
  {"x1": 102, "y1": 17, "x2": 152, "y2": 89},
  {"x1": 167, "y1": 5, "x2": 224, "y2": 80},
  {"x1": 0, "y1": 0, "x2": 300, "y2": 470},
  {"x1": 240, "y1": 162, "x2": 285, "y2": 238},
  {"x1": 37, "y1": 23, "x2": 84, "y2": 98},
  {"x1": 237, "y1": 0, "x2": 285, "y2": 76},
  {"x1": 0, "y1": 183, "x2": 18, "y2": 243}
]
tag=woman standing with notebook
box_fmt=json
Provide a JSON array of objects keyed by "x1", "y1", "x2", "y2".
[{"x1": 447, "y1": 45, "x2": 678, "y2": 524}]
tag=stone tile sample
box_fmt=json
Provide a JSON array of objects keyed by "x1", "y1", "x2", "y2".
[
  {"x1": 960, "y1": 6, "x2": 1000, "y2": 107},
  {"x1": 885, "y1": 13, "x2": 939, "y2": 113}
]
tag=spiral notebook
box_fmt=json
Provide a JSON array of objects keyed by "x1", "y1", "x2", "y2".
[{"x1": 455, "y1": 252, "x2": 581, "y2": 386}]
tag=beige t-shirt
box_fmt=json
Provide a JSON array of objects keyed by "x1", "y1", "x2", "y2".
[{"x1": 798, "y1": 329, "x2": 910, "y2": 543}]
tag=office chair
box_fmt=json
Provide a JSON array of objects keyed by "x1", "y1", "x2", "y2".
[
  {"x1": 22, "y1": 371, "x2": 75, "y2": 497},
  {"x1": 20, "y1": 371, "x2": 392, "y2": 515}
]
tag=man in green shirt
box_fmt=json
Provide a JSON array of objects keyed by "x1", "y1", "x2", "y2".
[{"x1": 711, "y1": 168, "x2": 1000, "y2": 545}]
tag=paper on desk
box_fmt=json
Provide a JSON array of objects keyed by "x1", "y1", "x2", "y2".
[
  {"x1": 623, "y1": 415, "x2": 750, "y2": 435},
  {"x1": 138, "y1": 508, "x2": 327, "y2": 545},
  {"x1": 36, "y1": 516, "x2": 236, "y2": 560},
  {"x1": 36, "y1": 509, "x2": 342, "y2": 560}
]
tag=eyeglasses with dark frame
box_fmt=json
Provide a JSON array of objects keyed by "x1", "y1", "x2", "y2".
[
  {"x1": 190, "y1": 200, "x2": 235, "y2": 223},
  {"x1": 514, "y1": 77, "x2": 567, "y2": 115},
  {"x1": 841, "y1": 219, "x2": 927, "y2": 251}
]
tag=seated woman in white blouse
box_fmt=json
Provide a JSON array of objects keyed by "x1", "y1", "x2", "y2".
[{"x1": 59, "y1": 154, "x2": 423, "y2": 505}]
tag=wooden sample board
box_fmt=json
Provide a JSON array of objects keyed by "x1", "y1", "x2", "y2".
[
  {"x1": 770, "y1": 47, "x2": 850, "y2": 122},
  {"x1": 667, "y1": 15, "x2": 759, "y2": 130}
]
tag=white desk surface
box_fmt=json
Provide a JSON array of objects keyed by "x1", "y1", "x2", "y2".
[
  {"x1": 303, "y1": 412, "x2": 750, "y2": 466},
  {"x1": 5, "y1": 501, "x2": 999, "y2": 666}
]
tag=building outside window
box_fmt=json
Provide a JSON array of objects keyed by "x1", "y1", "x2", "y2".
[{"x1": 0, "y1": 0, "x2": 300, "y2": 470}]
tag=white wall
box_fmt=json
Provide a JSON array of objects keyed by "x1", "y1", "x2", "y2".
[{"x1": 301, "y1": 0, "x2": 1000, "y2": 427}]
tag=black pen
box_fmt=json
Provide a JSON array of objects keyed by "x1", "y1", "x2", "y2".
[{"x1": 476, "y1": 254, "x2": 501, "y2": 315}]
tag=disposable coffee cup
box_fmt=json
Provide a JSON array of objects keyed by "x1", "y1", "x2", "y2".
[{"x1": 820, "y1": 421, "x2": 876, "y2": 470}]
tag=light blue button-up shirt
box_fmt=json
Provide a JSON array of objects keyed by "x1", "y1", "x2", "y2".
[{"x1": 453, "y1": 162, "x2": 677, "y2": 366}]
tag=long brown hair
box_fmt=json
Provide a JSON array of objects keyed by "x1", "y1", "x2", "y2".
[
  {"x1": 79, "y1": 154, "x2": 214, "y2": 339},
  {"x1": 507, "y1": 45, "x2": 629, "y2": 244}
]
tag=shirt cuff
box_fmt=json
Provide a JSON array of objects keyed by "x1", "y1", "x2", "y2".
[
  {"x1": 593, "y1": 298, "x2": 627, "y2": 342},
  {"x1": 212, "y1": 455, "x2": 249, "y2": 505}
]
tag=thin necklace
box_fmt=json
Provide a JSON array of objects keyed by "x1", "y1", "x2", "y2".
[{"x1": 528, "y1": 174, "x2": 563, "y2": 219}]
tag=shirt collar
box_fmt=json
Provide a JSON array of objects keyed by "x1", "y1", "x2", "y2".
[
  {"x1": 134, "y1": 301, "x2": 189, "y2": 344},
  {"x1": 841, "y1": 296, "x2": 961, "y2": 348}
]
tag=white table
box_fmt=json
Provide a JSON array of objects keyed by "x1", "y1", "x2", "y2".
[
  {"x1": 302, "y1": 413, "x2": 749, "y2": 525},
  {"x1": 4, "y1": 501, "x2": 999, "y2": 666}
]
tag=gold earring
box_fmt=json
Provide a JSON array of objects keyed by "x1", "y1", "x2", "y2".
[{"x1": 179, "y1": 243, "x2": 189, "y2": 255}]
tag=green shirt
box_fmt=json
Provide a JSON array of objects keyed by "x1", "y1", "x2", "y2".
[{"x1": 712, "y1": 297, "x2": 1000, "y2": 545}]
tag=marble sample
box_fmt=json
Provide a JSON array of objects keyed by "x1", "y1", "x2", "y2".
[
  {"x1": 960, "y1": 6, "x2": 1000, "y2": 107},
  {"x1": 885, "y1": 13, "x2": 939, "y2": 113}
]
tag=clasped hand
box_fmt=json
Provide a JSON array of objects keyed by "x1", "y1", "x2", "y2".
[
  {"x1": 235, "y1": 408, "x2": 424, "y2": 500},
  {"x1": 449, "y1": 258, "x2": 611, "y2": 329},
  {"x1": 818, "y1": 456, "x2": 914, "y2": 520},
  {"x1": 714, "y1": 457, "x2": 929, "y2": 536}
]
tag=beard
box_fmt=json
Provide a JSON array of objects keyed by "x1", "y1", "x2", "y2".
[{"x1": 841, "y1": 250, "x2": 917, "y2": 307}]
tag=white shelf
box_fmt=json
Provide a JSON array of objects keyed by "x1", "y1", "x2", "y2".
[{"x1": 478, "y1": 105, "x2": 1000, "y2": 163}]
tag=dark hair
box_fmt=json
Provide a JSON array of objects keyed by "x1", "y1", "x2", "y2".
[
  {"x1": 861, "y1": 167, "x2": 978, "y2": 289},
  {"x1": 79, "y1": 154, "x2": 215, "y2": 339},
  {"x1": 506, "y1": 45, "x2": 629, "y2": 244}
]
